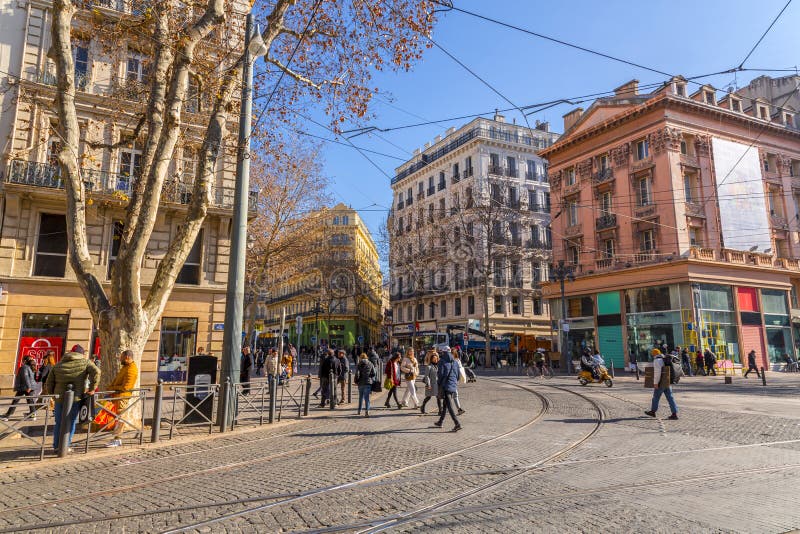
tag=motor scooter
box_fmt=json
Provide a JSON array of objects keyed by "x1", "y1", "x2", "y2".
[{"x1": 578, "y1": 365, "x2": 613, "y2": 387}]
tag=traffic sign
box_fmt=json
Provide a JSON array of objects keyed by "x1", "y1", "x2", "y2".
[
  {"x1": 358, "y1": 335, "x2": 364, "y2": 344},
  {"x1": 311, "y1": 335, "x2": 317, "y2": 343}
]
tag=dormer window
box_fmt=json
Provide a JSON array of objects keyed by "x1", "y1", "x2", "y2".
[
  {"x1": 675, "y1": 83, "x2": 686, "y2": 97},
  {"x1": 731, "y1": 99, "x2": 741, "y2": 112},
  {"x1": 785, "y1": 113, "x2": 794, "y2": 127},
  {"x1": 704, "y1": 90, "x2": 715, "y2": 105},
  {"x1": 759, "y1": 106, "x2": 769, "y2": 120}
]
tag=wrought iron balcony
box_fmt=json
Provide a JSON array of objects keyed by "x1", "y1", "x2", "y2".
[
  {"x1": 595, "y1": 214, "x2": 617, "y2": 230},
  {"x1": 593, "y1": 167, "x2": 614, "y2": 183},
  {"x1": 488, "y1": 164, "x2": 504, "y2": 175},
  {"x1": 506, "y1": 167, "x2": 518, "y2": 178},
  {"x1": 5, "y1": 159, "x2": 257, "y2": 211},
  {"x1": 427, "y1": 186, "x2": 435, "y2": 196}
]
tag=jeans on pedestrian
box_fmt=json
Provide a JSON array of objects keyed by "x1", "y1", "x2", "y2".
[
  {"x1": 357, "y1": 385, "x2": 371, "y2": 413},
  {"x1": 53, "y1": 401, "x2": 81, "y2": 450},
  {"x1": 421, "y1": 395, "x2": 442, "y2": 414},
  {"x1": 650, "y1": 387, "x2": 678, "y2": 415},
  {"x1": 744, "y1": 365, "x2": 760, "y2": 378},
  {"x1": 437, "y1": 390, "x2": 461, "y2": 427},
  {"x1": 338, "y1": 379, "x2": 346, "y2": 403},
  {"x1": 3, "y1": 390, "x2": 35, "y2": 417}
]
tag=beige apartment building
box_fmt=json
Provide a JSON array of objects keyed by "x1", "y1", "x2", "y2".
[
  {"x1": 389, "y1": 116, "x2": 558, "y2": 352},
  {"x1": 0, "y1": 0, "x2": 251, "y2": 389},
  {"x1": 542, "y1": 76, "x2": 800, "y2": 371}
]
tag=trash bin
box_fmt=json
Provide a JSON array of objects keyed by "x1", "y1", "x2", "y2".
[{"x1": 185, "y1": 355, "x2": 217, "y2": 423}]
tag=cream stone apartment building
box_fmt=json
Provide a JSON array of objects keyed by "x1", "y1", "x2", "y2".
[{"x1": 0, "y1": 0, "x2": 252, "y2": 388}]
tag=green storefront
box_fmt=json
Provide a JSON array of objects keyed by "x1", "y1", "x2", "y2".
[{"x1": 596, "y1": 291, "x2": 625, "y2": 370}]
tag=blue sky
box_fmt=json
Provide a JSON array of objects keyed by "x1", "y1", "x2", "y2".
[{"x1": 303, "y1": 0, "x2": 799, "y2": 241}]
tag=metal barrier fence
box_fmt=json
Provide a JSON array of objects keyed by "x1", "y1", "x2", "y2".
[
  {"x1": 0, "y1": 376, "x2": 322, "y2": 461},
  {"x1": 0, "y1": 394, "x2": 58, "y2": 460}
]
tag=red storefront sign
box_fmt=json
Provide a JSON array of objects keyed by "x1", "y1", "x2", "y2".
[{"x1": 17, "y1": 337, "x2": 64, "y2": 370}]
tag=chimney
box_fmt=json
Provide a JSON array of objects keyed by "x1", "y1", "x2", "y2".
[
  {"x1": 493, "y1": 109, "x2": 505, "y2": 123},
  {"x1": 562, "y1": 108, "x2": 583, "y2": 131},
  {"x1": 614, "y1": 79, "x2": 639, "y2": 97},
  {"x1": 434, "y1": 135, "x2": 441, "y2": 143},
  {"x1": 536, "y1": 121, "x2": 550, "y2": 132}
]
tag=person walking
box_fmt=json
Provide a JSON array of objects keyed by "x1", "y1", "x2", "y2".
[
  {"x1": 318, "y1": 349, "x2": 337, "y2": 408},
  {"x1": 2, "y1": 356, "x2": 38, "y2": 421},
  {"x1": 644, "y1": 348, "x2": 678, "y2": 420},
  {"x1": 420, "y1": 351, "x2": 440, "y2": 415},
  {"x1": 383, "y1": 353, "x2": 402, "y2": 409},
  {"x1": 354, "y1": 353, "x2": 376, "y2": 417},
  {"x1": 400, "y1": 349, "x2": 420, "y2": 409},
  {"x1": 452, "y1": 349, "x2": 467, "y2": 415},
  {"x1": 744, "y1": 349, "x2": 761, "y2": 378},
  {"x1": 44, "y1": 345, "x2": 100, "y2": 453},
  {"x1": 680, "y1": 347, "x2": 693, "y2": 377},
  {"x1": 695, "y1": 351, "x2": 706, "y2": 376},
  {"x1": 336, "y1": 350, "x2": 349, "y2": 404},
  {"x1": 240, "y1": 346, "x2": 253, "y2": 395},
  {"x1": 704, "y1": 348, "x2": 717, "y2": 376},
  {"x1": 105, "y1": 350, "x2": 139, "y2": 447},
  {"x1": 368, "y1": 346, "x2": 381, "y2": 372},
  {"x1": 434, "y1": 347, "x2": 462, "y2": 431},
  {"x1": 255, "y1": 349, "x2": 265, "y2": 377},
  {"x1": 265, "y1": 348, "x2": 279, "y2": 382}
]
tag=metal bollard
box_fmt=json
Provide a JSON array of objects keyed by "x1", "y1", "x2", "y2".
[
  {"x1": 329, "y1": 370, "x2": 336, "y2": 410},
  {"x1": 58, "y1": 385, "x2": 74, "y2": 458},
  {"x1": 268, "y1": 375, "x2": 277, "y2": 424},
  {"x1": 347, "y1": 370, "x2": 352, "y2": 404},
  {"x1": 219, "y1": 378, "x2": 231, "y2": 433},
  {"x1": 761, "y1": 367, "x2": 767, "y2": 386},
  {"x1": 610, "y1": 361, "x2": 615, "y2": 378},
  {"x1": 635, "y1": 364, "x2": 640, "y2": 381},
  {"x1": 151, "y1": 379, "x2": 164, "y2": 443},
  {"x1": 303, "y1": 375, "x2": 311, "y2": 416}
]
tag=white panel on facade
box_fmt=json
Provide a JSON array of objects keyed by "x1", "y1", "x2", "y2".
[{"x1": 712, "y1": 137, "x2": 771, "y2": 252}]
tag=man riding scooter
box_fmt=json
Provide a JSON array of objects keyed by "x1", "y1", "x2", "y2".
[
  {"x1": 580, "y1": 349, "x2": 598, "y2": 379},
  {"x1": 578, "y1": 348, "x2": 613, "y2": 387}
]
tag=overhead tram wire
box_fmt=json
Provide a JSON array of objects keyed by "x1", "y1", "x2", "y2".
[
  {"x1": 294, "y1": 130, "x2": 407, "y2": 161},
  {"x1": 738, "y1": 0, "x2": 793, "y2": 70}
]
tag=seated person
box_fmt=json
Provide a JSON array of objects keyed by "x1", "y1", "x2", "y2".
[{"x1": 580, "y1": 351, "x2": 598, "y2": 379}]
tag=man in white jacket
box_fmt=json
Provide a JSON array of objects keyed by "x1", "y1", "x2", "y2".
[{"x1": 645, "y1": 348, "x2": 678, "y2": 420}]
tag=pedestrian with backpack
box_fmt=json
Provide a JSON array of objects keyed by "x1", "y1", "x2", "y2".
[{"x1": 645, "y1": 348, "x2": 679, "y2": 420}]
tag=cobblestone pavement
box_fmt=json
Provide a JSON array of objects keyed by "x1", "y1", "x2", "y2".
[{"x1": 1, "y1": 372, "x2": 800, "y2": 533}]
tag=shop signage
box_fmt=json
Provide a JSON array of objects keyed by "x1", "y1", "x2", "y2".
[
  {"x1": 17, "y1": 337, "x2": 64, "y2": 369},
  {"x1": 213, "y1": 323, "x2": 225, "y2": 331}
]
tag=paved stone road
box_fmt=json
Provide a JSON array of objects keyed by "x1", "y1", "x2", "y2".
[{"x1": 1, "y1": 372, "x2": 800, "y2": 533}]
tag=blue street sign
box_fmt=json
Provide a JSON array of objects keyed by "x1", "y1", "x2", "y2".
[{"x1": 358, "y1": 335, "x2": 364, "y2": 344}]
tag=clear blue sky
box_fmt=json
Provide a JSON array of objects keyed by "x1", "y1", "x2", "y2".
[{"x1": 304, "y1": 0, "x2": 799, "y2": 242}]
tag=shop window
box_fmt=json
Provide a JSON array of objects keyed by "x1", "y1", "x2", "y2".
[
  {"x1": 158, "y1": 317, "x2": 197, "y2": 382},
  {"x1": 699, "y1": 284, "x2": 734, "y2": 310},
  {"x1": 567, "y1": 296, "x2": 593, "y2": 317},
  {"x1": 17, "y1": 313, "x2": 69, "y2": 369},
  {"x1": 625, "y1": 286, "x2": 673, "y2": 313},
  {"x1": 177, "y1": 229, "x2": 203, "y2": 284},
  {"x1": 762, "y1": 289, "x2": 788, "y2": 315},
  {"x1": 766, "y1": 327, "x2": 792, "y2": 363},
  {"x1": 34, "y1": 213, "x2": 68, "y2": 277}
]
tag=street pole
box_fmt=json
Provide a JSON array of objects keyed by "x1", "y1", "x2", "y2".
[
  {"x1": 218, "y1": 12, "x2": 266, "y2": 426},
  {"x1": 550, "y1": 260, "x2": 574, "y2": 375}
]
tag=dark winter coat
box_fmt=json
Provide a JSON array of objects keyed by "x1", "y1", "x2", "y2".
[
  {"x1": 336, "y1": 356, "x2": 349, "y2": 381},
  {"x1": 747, "y1": 352, "x2": 758, "y2": 369},
  {"x1": 14, "y1": 364, "x2": 36, "y2": 393},
  {"x1": 437, "y1": 352, "x2": 459, "y2": 393},
  {"x1": 354, "y1": 360, "x2": 376, "y2": 386}
]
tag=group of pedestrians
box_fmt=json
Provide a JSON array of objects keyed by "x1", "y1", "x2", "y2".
[{"x1": 319, "y1": 345, "x2": 466, "y2": 431}]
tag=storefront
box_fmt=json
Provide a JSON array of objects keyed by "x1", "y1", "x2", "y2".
[
  {"x1": 158, "y1": 317, "x2": 198, "y2": 382},
  {"x1": 626, "y1": 285, "x2": 689, "y2": 363},
  {"x1": 16, "y1": 313, "x2": 70, "y2": 370},
  {"x1": 761, "y1": 289, "x2": 792, "y2": 365}
]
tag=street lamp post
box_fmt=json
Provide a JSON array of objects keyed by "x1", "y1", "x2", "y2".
[
  {"x1": 550, "y1": 260, "x2": 575, "y2": 374},
  {"x1": 218, "y1": 13, "x2": 267, "y2": 428},
  {"x1": 314, "y1": 299, "x2": 322, "y2": 364}
]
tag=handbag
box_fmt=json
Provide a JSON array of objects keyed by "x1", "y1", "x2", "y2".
[
  {"x1": 383, "y1": 376, "x2": 393, "y2": 390},
  {"x1": 371, "y1": 379, "x2": 383, "y2": 393}
]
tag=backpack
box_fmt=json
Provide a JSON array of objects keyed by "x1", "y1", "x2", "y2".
[{"x1": 664, "y1": 355, "x2": 683, "y2": 384}]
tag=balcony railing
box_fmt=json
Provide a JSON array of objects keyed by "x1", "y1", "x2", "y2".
[
  {"x1": 527, "y1": 239, "x2": 551, "y2": 250},
  {"x1": 488, "y1": 164, "x2": 504, "y2": 175},
  {"x1": 564, "y1": 223, "x2": 583, "y2": 237},
  {"x1": 506, "y1": 167, "x2": 518, "y2": 178},
  {"x1": 528, "y1": 203, "x2": 550, "y2": 213},
  {"x1": 770, "y1": 213, "x2": 789, "y2": 230},
  {"x1": 462, "y1": 167, "x2": 474, "y2": 179},
  {"x1": 593, "y1": 167, "x2": 614, "y2": 183},
  {"x1": 427, "y1": 186, "x2": 435, "y2": 196},
  {"x1": 595, "y1": 214, "x2": 617, "y2": 231},
  {"x1": 6, "y1": 160, "x2": 257, "y2": 211},
  {"x1": 507, "y1": 199, "x2": 521, "y2": 210}
]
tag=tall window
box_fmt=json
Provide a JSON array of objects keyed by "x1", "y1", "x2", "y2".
[
  {"x1": 600, "y1": 191, "x2": 612, "y2": 215},
  {"x1": 637, "y1": 177, "x2": 651, "y2": 206},
  {"x1": 511, "y1": 296, "x2": 520, "y2": 314},
  {"x1": 454, "y1": 297, "x2": 462, "y2": 316},
  {"x1": 598, "y1": 154, "x2": 608, "y2": 171},
  {"x1": 533, "y1": 298, "x2": 543, "y2": 315},
  {"x1": 429, "y1": 302, "x2": 435, "y2": 319},
  {"x1": 493, "y1": 258, "x2": 505, "y2": 286},
  {"x1": 126, "y1": 53, "x2": 149, "y2": 83},
  {"x1": 635, "y1": 139, "x2": 649, "y2": 160},
  {"x1": 494, "y1": 295, "x2": 504, "y2": 313},
  {"x1": 506, "y1": 156, "x2": 517, "y2": 176},
  {"x1": 565, "y1": 167, "x2": 575, "y2": 185},
  {"x1": 689, "y1": 228, "x2": 701, "y2": 247},
  {"x1": 567, "y1": 245, "x2": 579, "y2": 266},
  {"x1": 683, "y1": 174, "x2": 695, "y2": 202},
  {"x1": 118, "y1": 141, "x2": 142, "y2": 191},
  {"x1": 34, "y1": 213, "x2": 68, "y2": 277},
  {"x1": 641, "y1": 229, "x2": 656, "y2": 251},
  {"x1": 603, "y1": 239, "x2": 615, "y2": 259},
  {"x1": 527, "y1": 159, "x2": 537, "y2": 179},
  {"x1": 73, "y1": 43, "x2": 89, "y2": 90},
  {"x1": 533, "y1": 261, "x2": 542, "y2": 282},
  {"x1": 440, "y1": 300, "x2": 447, "y2": 317},
  {"x1": 177, "y1": 229, "x2": 203, "y2": 284},
  {"x1": 567, "y1": 200, "x2": 578, "y2": 226},
  {"x1": 468, "y1": 295, "x2": 475, "y2": 314},
  {"x1": 107, "y1": 221, "x2": 124, "y2": 278}
]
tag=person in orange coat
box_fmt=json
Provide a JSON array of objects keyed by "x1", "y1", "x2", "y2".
[{"x1": 106, "y1": 350, "x2": 139, "y2": 448}]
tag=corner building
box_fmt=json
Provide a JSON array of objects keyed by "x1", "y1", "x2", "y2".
[
  {"x1": 389, "y1": 116, "x2": 559, "y2": 350},
  {"x1": 542, "y1": 77, "x2": 800, "y2": 370},
  {"x1": 0, "y1": 0, "x2": 251, "y2": 388}
]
